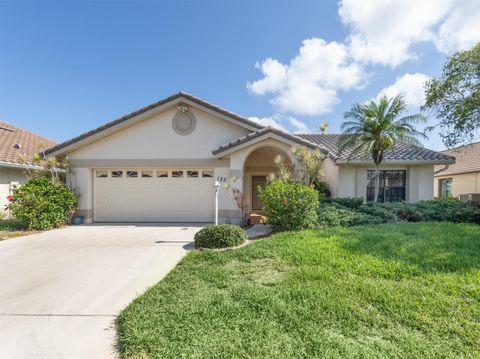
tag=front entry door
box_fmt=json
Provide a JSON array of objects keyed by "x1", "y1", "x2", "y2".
[{"x1": 252, "y1": 176, "x2": 267, "y2": 210}]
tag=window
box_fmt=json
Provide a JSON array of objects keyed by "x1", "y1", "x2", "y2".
[
  {"x1": 126, "y1": 170, "x2": 138, "y2": 178},
  {"x1": 367, "y1": 170, "x2": 406, "y2": 202},
  {"x1": 187, "y1": 170, "x2": 199, "y2": 178},
  {"x1": 202, "y1": 170, "x2": 213, "y2": 178},
  {"x1": 111, "y1": 170, "x2": 123, "y2": 178},
  {"x1": 141, "y1": 170, "x2": 153, "y2": 178},
  {"x1": 172, "y1": 170, "x2": 184, "y2": 178},
  {"x1": 156, "y1": 170, "x2": 169, "y2": 178},
  {"x1": 439, "y1": 178, "x2": 452, "y2": 198},
  {"x1": 96, "y1": 171, "x2": 108, "y2": 178}
]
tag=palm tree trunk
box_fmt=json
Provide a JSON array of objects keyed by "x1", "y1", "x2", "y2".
[{"x1": 374, "y1": 165, "x2": 380, "y2": 202}]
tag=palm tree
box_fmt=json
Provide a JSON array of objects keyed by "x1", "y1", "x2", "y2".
[{"x1": 339, "y1": 95, "x2": 427, "y2": 202}]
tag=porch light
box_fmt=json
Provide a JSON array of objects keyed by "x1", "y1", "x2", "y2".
[{"x1": 214, "y1": 180, "x2": 220, "y2": 225}]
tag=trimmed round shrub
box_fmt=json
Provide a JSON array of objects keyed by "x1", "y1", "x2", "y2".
[
  {"x1": 194, "y1": 224, "x2": 247, "y2": 249},
  {"x1": 7, "y1": 177, "x2": 76, "y2": 230},
  {"x1": 258, "y1": 180, "x2": 319, "y2": 231}
]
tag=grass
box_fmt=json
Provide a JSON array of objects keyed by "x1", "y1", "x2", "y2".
[
  {"x1": 0, "y1": 219, "x2": 28, "y2": 240},
  {"x1": 117, "y1": 222, "x2": 480, "y2": 359}
]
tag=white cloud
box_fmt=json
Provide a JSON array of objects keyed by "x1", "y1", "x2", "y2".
[
  {"x1": 339, "y1": 0, "x2": 480, "y2": 67},
  {"x1": 248, "y1": 0, "x2": 480, "y2": 116},
  {"x1": 248, "y1": 115, "x2": 287, "y2": 132},
  {"x1": 375, "y1": 73, "x2": 430, "y2": 107},
  {"x1": 288, "y1": 117, "x2": 309, "y2": 134},
  {"x1": 247, "y1": 38, "x2": 365, "y2": 116},
  {"x1": 248, "y1": 115, "x2": 309, "y2": 134},
  {"x1": 247, "y1": 58, "x2": 287, "y2": 95},
  {"x1": 435, "y1": 0, "x2": 480, "y2": 53},
  {"x1": 339, "y1": 0, "x2": 452, "y2": 67}
]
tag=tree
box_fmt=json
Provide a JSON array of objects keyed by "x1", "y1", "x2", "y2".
[
  {"x1": 339, "y1": 95, "x2": 427, "y2": 202},
  {"x1": 18, "y1": 144, "x2": 68, "y2": 183},
  {"x1": 423, "y1": 43, "x2": 480, "y2": 148},
  {"x1": 269, "y1": 146, "x2": 325, "y2": 187}
]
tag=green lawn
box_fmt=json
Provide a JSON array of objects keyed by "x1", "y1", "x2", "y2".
[
  {"x1": 0, "y1": 219, "x2": 27, "y2": 240},
  {"x1": 117, "y1": 222, "x2": 480, "y2": 359}
]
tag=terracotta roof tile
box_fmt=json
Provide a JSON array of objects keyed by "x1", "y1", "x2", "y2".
[
  {"x1": 434, "y1": 142, "x2": 480, "y2": 176},
  {"x1": 0, "y1": 121, "x2": 56, "y2": 165}
]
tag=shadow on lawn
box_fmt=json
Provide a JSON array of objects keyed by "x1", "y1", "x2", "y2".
[{"x1": 340, "y1": 223, "x2": 480, "y2": 273}]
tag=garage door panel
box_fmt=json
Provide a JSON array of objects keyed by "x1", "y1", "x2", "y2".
[{"x1": 94, "y1": 169, "x2": 214, "y2": 222}]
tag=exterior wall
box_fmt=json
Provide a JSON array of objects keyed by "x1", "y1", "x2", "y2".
[
  {"x1": 408, "y1": 165, "x2": 434, "y2": 202},
  {"x1": 333, "y1": 164, "x2": 434, "y2": 202},
  {"x1": 337, "y1": 166, "x2": 357, "y2": 198},
  {"x1": 67, "y1": 167, "x2": 93, "y2": 222},
  {"x1": 66, "y1": 106, "x2": 250, "y2": 223},
  {"x1": 69, "y1": 107, "x2": 249, "y2": 160},
  {"x1": 322, "y1": 157, "x2": 339, "y2": 197},
  {"x1": 0, "y1": 167, "x2": 28, "y2": 218},
  {"x1": 434, "y1": 171, "x2": 480, "y2": 198}
]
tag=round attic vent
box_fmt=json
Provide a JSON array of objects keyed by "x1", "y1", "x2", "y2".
[{"x1": 172, "y1": 110, "x2": 196, "y2": 136}]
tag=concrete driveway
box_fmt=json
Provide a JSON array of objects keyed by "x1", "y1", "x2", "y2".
[{"x1": 0, "y1": 223, "x2": 201, "y2": 358}]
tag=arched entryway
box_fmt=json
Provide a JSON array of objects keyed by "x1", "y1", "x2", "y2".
[{"x1": 243, "y1": 146, "x2": 292, "y2": 217}]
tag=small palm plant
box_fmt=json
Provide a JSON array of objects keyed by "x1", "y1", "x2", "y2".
[{"x1": 339, "y1": 95, "x2": 427, "y2": 202}]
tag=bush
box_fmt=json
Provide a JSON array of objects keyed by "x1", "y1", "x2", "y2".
[
  {"x1": 357, "y1": 203, "x2": 396, "y2": 222},
  {"x1": 317, "y1": 204, "x2": 381, "y2": 227},
  {"x1": 194, "y1": 224, "x2": 247, "y2": 249},
  {"x1": 317, "y1": 198, "x2": 480, "y2": 228},
  {"x1": 259, "y1": 180, "x2": 319, "y2": 231},
  {"x1": 415, "y1": 199, "x2": 478, "y2": 222},
  {"x1": 313, "y1": 180, "x2": 331, "y2": 200},
  {"x1": 323, "y1": 197, "x2": 364, "y2": 210},
  {"x1": 7, "y1": 177, "x2": 76, "y2": 230}
]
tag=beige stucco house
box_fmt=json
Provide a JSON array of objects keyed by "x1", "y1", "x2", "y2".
[
  {"x1": 45, "y1": 92, "x2": 455, "y2": 224},
  {"x1": 434, "y1": 142, "x2": 480, "y2": 198},
  {"x1": 0, "y1": 121, "x2": 56, "y2": 217}
]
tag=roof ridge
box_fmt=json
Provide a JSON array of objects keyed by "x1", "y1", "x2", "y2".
[{"x1": 45, "y1": 92, "x2": 264, "y2": 155}]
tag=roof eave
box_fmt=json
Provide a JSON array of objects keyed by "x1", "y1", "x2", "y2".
[
  {"x1": 212, "y1": 130, "x2": 327, "y2": 158},
  {"x1": 45, "y1": 92, "x2": 264, "y2": 157},
  {"x1": 335, "y1": 159, "x2": 456, "y2": 165},
  {"x1": 0, "y1": 160, "x2": 43, "y2": 170}
]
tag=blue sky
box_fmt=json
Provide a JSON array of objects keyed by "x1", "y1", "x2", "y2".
[{"x1": 1, "y1": 0, "x2": 479, "y2": 150}]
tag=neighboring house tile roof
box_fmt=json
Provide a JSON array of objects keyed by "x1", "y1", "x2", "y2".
[
  {"x1": 0, "y1": 121, "x2": 56, "y2": 166},
  {"x1": 297, "y1": 134, "x2": 455, "y2": 163},
  {"x1": 45, "y1": 92, "x2": 264, "y2": 156},
  {"x1": 434, "y1": 141, "x2": 480, "y2": 176},
  {"x1": 212, "y1": 127, "x2": 324, "y2": 156}
]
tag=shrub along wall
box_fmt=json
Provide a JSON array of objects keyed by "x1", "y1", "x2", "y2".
[
  {"x1": 7, "y1": 177, "x2": 76, "y2": 230},
  {"x1": 257, "y1": 180, "x2": 479, "y2": 232},
  {"x1": 318, "y1": 198, "x2": 480, "y2": 227}
]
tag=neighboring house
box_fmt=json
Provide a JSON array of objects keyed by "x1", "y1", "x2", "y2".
[
  {"x1": 0, "y1": 121, "x2": 57, "y2": 216},
  {"x1": 44, "y1": 92, "x2": 455, "y2": 224},
  {"x1": 434, "y1": 142, "x2": 480, "y2": 198}
]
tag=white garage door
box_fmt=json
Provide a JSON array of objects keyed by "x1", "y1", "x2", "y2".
[{"x1": 93, "y1": 169, "x2": 215, "y2": 222}]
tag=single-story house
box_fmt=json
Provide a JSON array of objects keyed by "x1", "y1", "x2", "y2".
[
  {"x1": 0, "y1": 121, "x2": 57, "y2": 217},
  {"x1": 45, "y1": 92, "x2": 455, "y2": 224},
  {"x1": 434, "y1": 141, "x2": 480, "y2": 198}
]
